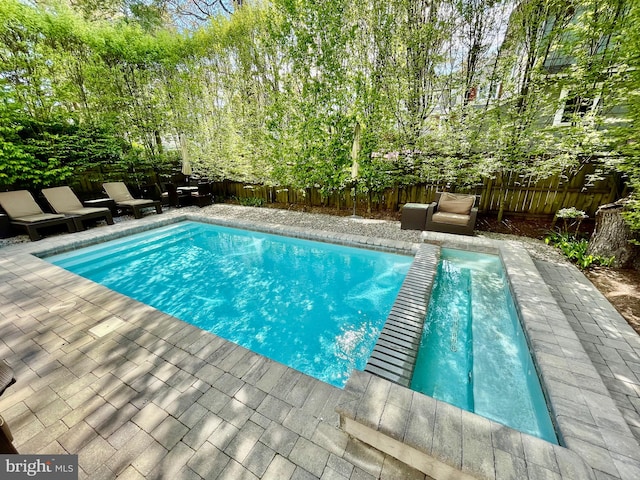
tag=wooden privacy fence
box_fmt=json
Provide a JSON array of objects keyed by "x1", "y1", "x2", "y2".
[
  {"x1": 212, "y1": 163, "x2": 621, "y2": 218},
  {"x1": 68, "y1": 162, "x2": 621, "y2": 219},
  {"x1": 478, "y1": 166, "x2": 620, "y2": 218}
]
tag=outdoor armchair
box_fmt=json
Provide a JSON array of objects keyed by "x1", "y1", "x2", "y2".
[
  {"x1": 425, "y1": 192, "x2": 480, "y2": 236},
  {"x1": 161, "y1": 183, "x2": 191, "y2": 208},
  {"x1": 191, "y1": 182, "x2": 213, "y2": 207}
]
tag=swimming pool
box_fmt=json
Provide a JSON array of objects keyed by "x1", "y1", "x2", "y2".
[
  {"x1": 410, "y1": 248, "x2": 558, "y2": 443},
  {"x1": 45, "y1": 221, "x2": 412, "y2": 388}
]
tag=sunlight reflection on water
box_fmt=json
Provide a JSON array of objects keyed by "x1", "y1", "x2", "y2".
[{"x1": 46, "y1": 221, "x2": 412, "y2": 388}]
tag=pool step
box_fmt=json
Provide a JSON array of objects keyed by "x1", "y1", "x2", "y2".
[
  {"x1": 364, "y1": 243, "x2": 440, "y2": 386},
  {"x1": 409, "y1": 264, "x2": 474, "y2": 410},
  {"x1": 49, "y1": 223, "x2": 204, "y2": 275}
]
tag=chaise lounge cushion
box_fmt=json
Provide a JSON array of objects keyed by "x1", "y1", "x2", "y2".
[
  {"x1": 42, "y1": 186, "x2": 114, "y2": 231},
  {"x1": 13, "y1": 213, "x2": 66, "y2": 222},
  {"x1": 0, "y1": 191, "x2": 65, "y2": 222},
  {"x1": 42, "y1": 186, "x2": 85, "y2": 212},
  {"x1": 103, "y1": 182, "x2": 136, "y2": 202},
  {"x1": 42, "y1": 186, "x2": 111, "y2": 217},
  {"x1": 437, "y1": 192, "x2": 475, "y2": 215},
  {"x1": 116, "y1": 199, "x2": 158, "y2": 207},
  {"x1": 425, "y1": 191, "x2": 479, "y2": 235},
  {"x1": 0, "y1": 190, "x2": 76, "y2": 240},
  {"x1": 103, "y1": 182, "x2": 162, "y2": 219},
  {"x1": 58, "y1": 207, "x2": 109, "y2": 216}
]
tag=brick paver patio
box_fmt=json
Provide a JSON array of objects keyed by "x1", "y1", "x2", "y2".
[
  {"x1": 0, "y1": 205, "x2": 639, "y2": 479},
  {"x1": 0, "y1": 209, "x2": 429, "y2": 479}
]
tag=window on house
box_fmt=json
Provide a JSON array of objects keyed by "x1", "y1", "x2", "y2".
[
  {"x1": 553, "y1": 88, "x2": 601, "y2": 126},
  {"x1": 466, "y1": 86, "x2": 477, "y2": 102},
  {"x1": 561, "y1": 95, "x2": 592, "y2": 122},
  {"x1": 475, "y1": 82, "x2": 502, "y2": 103}
]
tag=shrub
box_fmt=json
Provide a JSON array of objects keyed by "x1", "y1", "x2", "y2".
[
  {"x1": 545, "y1": 233, "x2": 614, "y2": 269},
  {"x1": 555, "y1": 207, "x2": 588, "y2": 238},
  {"x1": 234, "y1": 196, "x2": 265, "y2": 207}
]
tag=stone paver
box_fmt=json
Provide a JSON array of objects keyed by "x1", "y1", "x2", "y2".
[
  {"x1": 0, "y1": 207, "x2": 430, "y2": 479},
  {"x1": 0, "y1": 205, "x2": 638, "y2": 479},
  {"x1": 338, "y1": 231, "x2": 640, "y2": 479},
  {"x1": 536, "y1": 260, "x2": 640, "y2": 480}
]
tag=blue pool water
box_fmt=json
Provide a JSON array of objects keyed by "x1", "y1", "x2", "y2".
[
  {"x1": 410, "y1": 249, "x2": 558, "y2": 444},
  {"x1": 46, "y1": 221, "x2": 412, "y2": 388}
]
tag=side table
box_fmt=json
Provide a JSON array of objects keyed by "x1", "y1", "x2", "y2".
[
  {"x1": 84, "y1": 198, "x2": 118, "y2": 216},
  {"x1": 401, "y1": 203, "x2": 430, "y2": 230}
]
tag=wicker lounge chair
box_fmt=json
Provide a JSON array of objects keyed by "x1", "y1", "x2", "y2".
[
  {"x1": 0, "y1": 190, "x2": 76, "y2": 241},
  {"x1": 42, "y1": 186, "x2": 114, "y2": 231},
  {"x1": 0, "y1": 361, "x2": 17, "y2": 453},
  {"x1": 103, "y1": 182, "x2": 162, "y2": 219},
  {"x1": 0, "y1": 361, "x2": 14, "y2": 397},
  {"x1": 425, "y1": 192, "x2": 479, "y2": 236}
]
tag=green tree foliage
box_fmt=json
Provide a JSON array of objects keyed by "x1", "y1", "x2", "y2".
[
  {"x1": 0, "y1": 109, "x2": 129, "y2": 188},
  {"x1": 0, "y1": 104, "x2": 43, "y2": 188},
  {"x1": 0, "y1": 0, "x2": 637, "y2": 219},
  {"x1": 605, "y1": 1, "x2": 640, "y2": 231}
]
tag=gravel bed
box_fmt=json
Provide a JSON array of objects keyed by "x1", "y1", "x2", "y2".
[{"x1": 0, "y1": 203, "x2": 570, "y2": 265}]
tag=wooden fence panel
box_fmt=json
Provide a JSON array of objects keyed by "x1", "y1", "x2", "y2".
[
  {"x1": 68, "y1": 161, "x2": 620, "y2": 218},
  {"x1": 274, "y1": 188, "x2": 289, "y2": 204},
  {"x1": 215, "y1": 166, "x2": 618, "y2": 217}
]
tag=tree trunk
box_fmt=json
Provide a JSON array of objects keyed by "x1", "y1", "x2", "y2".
[{"x1": 587, "y1": 200, "x2": 639, "y2": 268}]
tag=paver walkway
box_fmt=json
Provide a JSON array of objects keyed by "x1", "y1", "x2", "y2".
[{"x1": 535, "y1": 261, "x2": 640, "y2": 444}]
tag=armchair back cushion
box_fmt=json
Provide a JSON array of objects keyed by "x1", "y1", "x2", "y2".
[{"x1": 438, "y1": 193, "x2": 475, "y2": 215}]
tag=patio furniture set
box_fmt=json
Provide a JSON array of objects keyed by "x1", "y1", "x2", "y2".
[
  {"x1": 401, "y1": 191, "x2": 480, "y2": 235},
  {"x1": 0, "y1": 181, "x2": 211, "y2": 241},
  {"x1": 161, "y1": 182, "x2": 214, "y2": 209},
  {"x1": 0, "y1": 186, "x2": 477, "y2": 241}
]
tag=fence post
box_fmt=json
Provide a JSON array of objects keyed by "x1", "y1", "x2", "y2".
[
  {"x1": 481, "y1": 177, "x2": 492, "y2": 213},
  {"x1": 496, "y1": 172, "x2": 505, "y2": 222}
]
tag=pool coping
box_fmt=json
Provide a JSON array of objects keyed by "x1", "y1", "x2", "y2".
[
  {"x1": 335, "y1": 233, "x2": 640, "y2": 479},
  {"x1": 37, "y1": 214, "x2": 417, "y2": 389},
  {"x1": 31, "y1": 213, "x2": 419, "y2": 260}
]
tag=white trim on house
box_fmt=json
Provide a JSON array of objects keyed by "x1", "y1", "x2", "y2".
[{"x1": 553, "y1": 85, "x2": 602, "y2": 126}]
